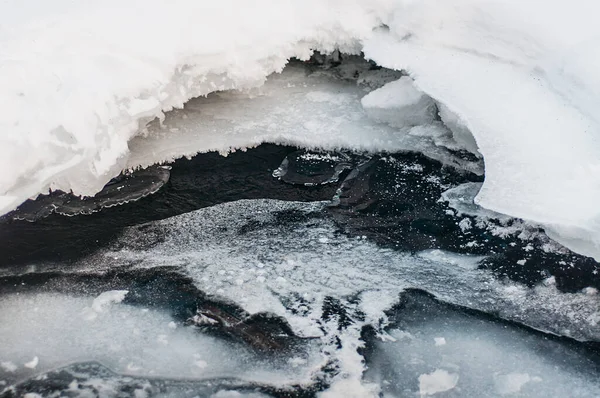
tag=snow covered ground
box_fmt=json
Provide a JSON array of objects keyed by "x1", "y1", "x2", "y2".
[{"x1": 2, "y1": 1, "x2": 600, "y2": 257}]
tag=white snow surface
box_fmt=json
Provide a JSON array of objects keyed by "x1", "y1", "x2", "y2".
[{"x1": 3, "y1": 1, "x2": 600, "y2": 259}]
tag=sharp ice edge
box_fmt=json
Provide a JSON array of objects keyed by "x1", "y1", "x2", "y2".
[{"x1": 3, "y1": 1, "x2": 600, "y2": 259}]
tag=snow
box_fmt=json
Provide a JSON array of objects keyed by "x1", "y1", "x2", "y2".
[
  {"x1": 0, "y1": 0, "x2": 391, "y2": 214},
  {"x1": 2, "y1": 0, "x2": 600, "y2": 259},
  {"x1": 363, "y1": 2, "x2": 600, "y2": 259}
]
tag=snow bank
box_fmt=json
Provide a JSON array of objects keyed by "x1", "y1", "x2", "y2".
[
  {"x1": 0, "y1": 0, "x2": 392, "y2": 213},
  {"x1": 362, "y1": 1, "x2": 600, "y2": 259},
  {"x1": 3, "y1": 0, "x2": 600, "y2": 259}
]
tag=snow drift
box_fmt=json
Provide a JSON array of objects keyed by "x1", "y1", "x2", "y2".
[{"x1": 2, "y1": 0, "x2": 600, "y2": 259}]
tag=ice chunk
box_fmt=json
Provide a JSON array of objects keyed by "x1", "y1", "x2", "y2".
[
  {"x1": 5, "y1": 165, "x2": 170, "y2": 221},
  {"x1": 494, "y1": 373, "x2": 536, "y2": 396},
  {"x1": 23, "y1": 357, "x2": 38, "y2": 370},
  {"x1": 361, "y1": 77, "x2": 437, "y2": 129},
  {"x1": 441, "y1": 183, "x2": 509, "y2": 221},
  {"x1": 419, "y1": 369, "x2": 459, "y2": 396},
  {"x1": 91, "y1": 290, "x2": 129, "y2": 313},
  {"x1": 273, "y1": 150, "x2": 355, "y2": 186}
]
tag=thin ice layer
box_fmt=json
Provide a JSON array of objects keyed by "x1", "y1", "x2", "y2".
[
  {"x1": 74, "y1": 200, "x2": 600, "y2": 342},
  {"x1": 2, "y1": 199, "x2": 600, "y2": 395}
]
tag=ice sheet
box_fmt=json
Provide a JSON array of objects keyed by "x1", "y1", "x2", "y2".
[
  {"x1": 0, "y1": 291, "x2": 322, "y2": 387},
  {"x1": 365, "y1": 291, "x2": 600, "y2": 397}
]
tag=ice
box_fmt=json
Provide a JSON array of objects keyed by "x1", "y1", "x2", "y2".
[
  {"x1": 5, "y1": 165, "x2": 171, "y2": 221},
  {"x1": 361, "y1": 77, "x2": 437, "y2": 129},
  {"x1": 7, "y1": 362, "x2": 275, "y2": 397},
  {"x1": 441, "y1": 183, "x2": 510, "y2": 222},
  {"x1": 437, "y1": 104, "x2": 481, "y2": 157},
  {"x1": 2, "y1": 198, "x2": 600, "y2": 393},
  {"x1": 2, "y1": 0, "x2": 600, "y2": 258},
  {"x1": 0, "y1": 292, "x2": 322, "y2": 387},
  {"x1": 364, "y1": 290, "x2": 600, "y2": 397},
  {"x1": 362, "y1": 2, "x2": 600, "y2": 259},
  {"x1": 273, "y1": 150, "x2": 355, "y2": 187},
  {"x1": 63, "y1": 200, "x2": 600, "y2": 338},
  {"x1": 125, "y1": 61, "x2": 482, "y2": 176},
  {"x1": 419, "y1": 369, "x2": 459, "y2": 396},
  {"x1": 8, "y1": 199, "x2": 591, "y2": 394},
  {"x1": 91, "y1": 290, "x2": 129, "y2": 313},
  {"x1": 440, "y1": 183, "x2": 568, "y2": 250}
]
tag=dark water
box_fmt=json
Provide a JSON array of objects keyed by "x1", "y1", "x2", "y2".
[
  {"x1": 0, "y1": 145, "x2": 336, "y2": 267},
  {"x1": 1, "y1": 144, "x2": 600, "y2": 397}
]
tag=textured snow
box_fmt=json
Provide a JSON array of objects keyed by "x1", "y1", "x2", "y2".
[
  {"x1": 2, "y1": 0, "x2": 600, "y2": 258},
  {"x1": 362, "y1": 1, "x2": 600, "y2": 259}
]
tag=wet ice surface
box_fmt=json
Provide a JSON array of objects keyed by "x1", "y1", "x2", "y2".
[
  {"x1": 74, "y1": 199, "x2": 600, "y2": 342},
  {"x1": 3, "y1": 165, "x2": 171, "y2": 222},
  {"x1": 8, "y1": 362, "x2": 273, "y2": 398},
  {"x1": 2, "y1": 144, "x2": 600, "y2": 396},
  {"x1": 364, "y1": 290, "x2": 600, "y2": 397}
]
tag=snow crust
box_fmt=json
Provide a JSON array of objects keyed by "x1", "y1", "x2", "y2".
[
  {"x1": 363, "y1": 1, "x2": 600, "y2": 259},
  {"x1": 3, "y1": 0, "x2": 600, "y2": 259}
]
